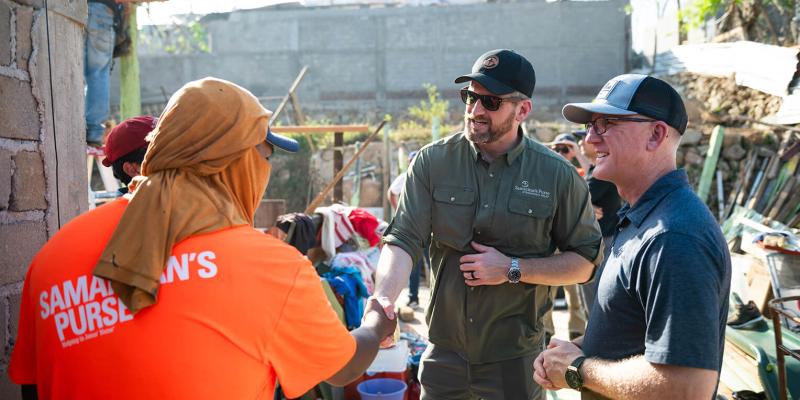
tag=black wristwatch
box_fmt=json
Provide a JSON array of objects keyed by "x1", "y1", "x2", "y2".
[
  {"x1": 565, "y1": 356, "x2": 586, "y2": 391},
  {"x1": 507, "y1": 257, "x2": 521, "y2": 283}
]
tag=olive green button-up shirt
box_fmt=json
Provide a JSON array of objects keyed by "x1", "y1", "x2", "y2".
[{"x1": 384, "y1": 131, "x2": 602, "y2": 363}]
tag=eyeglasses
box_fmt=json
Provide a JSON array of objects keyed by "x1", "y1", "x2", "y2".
[
  {"x1": 460, "y1": 87, "x2": 526, "y2": 112},
  {"x1": 585, "y1": 117, "x2": 655, "y2": 135}
]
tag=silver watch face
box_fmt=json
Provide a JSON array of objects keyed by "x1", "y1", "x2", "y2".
[{"x1": 508, "y1": 268, "x2": 521, "y2": 283}]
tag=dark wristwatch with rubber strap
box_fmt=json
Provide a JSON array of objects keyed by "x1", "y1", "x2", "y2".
[{"x1": 565, "y1": 356, "x2": 586, "y2": 391}]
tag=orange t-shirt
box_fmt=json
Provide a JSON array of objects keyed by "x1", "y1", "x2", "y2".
[{"x1": 9, "y1": 198, "x2": 356, "y2": 399}]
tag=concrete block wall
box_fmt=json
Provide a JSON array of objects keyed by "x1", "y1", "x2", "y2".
[
  {"x1": 120, "y1": 0, "x2": 629, "y2": 120},
  {"x1": 0, "y1": 0, "x2": 88, "y2": 397}
]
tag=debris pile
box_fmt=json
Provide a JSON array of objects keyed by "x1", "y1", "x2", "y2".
[{"x1": 673, "y1": 73, "x2": 784, "y2": 123}]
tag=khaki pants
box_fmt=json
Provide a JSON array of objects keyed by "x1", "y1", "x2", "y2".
[
  {"x1": 418, "y1": 344, "x2": 544, "y2": 400},
  {"x1": 542, "y1": 285, "x2": 587, "y2": 337}
]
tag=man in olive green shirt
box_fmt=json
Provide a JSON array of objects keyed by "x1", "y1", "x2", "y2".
[{"x1": 374, "y1": 49, "x2": 603, "y2": 400}]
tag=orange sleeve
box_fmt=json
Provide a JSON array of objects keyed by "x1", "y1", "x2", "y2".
[
  {"x1": 9, "y1": 266, "x2": 37, "y2": 384},
  {"x1": 268, "y1": 261, "x2": 356, "y2": 398}
]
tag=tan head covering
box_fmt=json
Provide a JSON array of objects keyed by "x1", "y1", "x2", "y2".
[{"x1": 93, "y1": 77, "x2": 272, "y2": 313}]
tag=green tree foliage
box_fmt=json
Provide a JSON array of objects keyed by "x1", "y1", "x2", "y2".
[
  {"x1": 680, "y1": 0, "x2": 797, "y2": 45},
  {"x1": 394, "y1": 84, "x2": 459, "y2": 143}
]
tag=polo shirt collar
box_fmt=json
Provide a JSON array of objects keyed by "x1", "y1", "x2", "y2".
[
  {"x1": 468, "y1": 126, "x2": 525, "y2": 165},
  {"x1": 618, "y1": 169, "x2": 689, "y2": 228}
]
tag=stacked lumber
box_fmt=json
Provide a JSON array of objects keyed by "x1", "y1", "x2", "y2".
[{"x1": 723, "y1": 138, "x2": 800, "y2": 228}]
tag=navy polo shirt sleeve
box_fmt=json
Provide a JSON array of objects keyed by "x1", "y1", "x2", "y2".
[{"x1": 637, "y1": 231, "x2": 726, "y2": 371}]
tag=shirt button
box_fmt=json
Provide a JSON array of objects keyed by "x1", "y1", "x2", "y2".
[
  {"x1": 476, "y1": 230, "x2": 481, "y2": 235},
  {"x1": 528, "y1": 209, "x2": 533, "y2": 214},
  {"x1": 489, "y1": 173, "x2": 494, "y2": 178},
  {"x1": 450, "y1": 197, "x2": 456, "y2": 202},
  {"x1": 469, "y1": 318, "x2": 474, "y2": 323},
  {"x1": 470, "y1": 287, "x2": 475, "y2": 291},
  {"x1": 483, "y1": 203, "x2": 489, "y2": 208}
]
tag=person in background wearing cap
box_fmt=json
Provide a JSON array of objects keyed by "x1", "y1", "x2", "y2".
[
  {"x1": 533, "y1": 74, "x2": 731, "y2": 399},
  {"x1": 374, "y1": 49, "x2": 602, "y2": 399},
  {"x1": 548, "y1": 132, "x2": 592, "y2": 177},
  {"x1": 9, "y1": 77, "x2": 396, "y2": 399},
  {"x1": 102, "y1": 115, "x2": 157, "y2": 194},
  {"x1": 573, "y1": 130, "x2": 622, "y2": 313},
  {"x1": 542, "y1": 131, "x2": 594, "y2": 342}
]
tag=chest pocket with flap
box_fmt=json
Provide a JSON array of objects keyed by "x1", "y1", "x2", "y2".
[
  {"x1": 505, "y1": 194, "x2": 554, "y2": 251},
  {"x1": 431, "y1": 185, "x2": 475, "y2": 250}
]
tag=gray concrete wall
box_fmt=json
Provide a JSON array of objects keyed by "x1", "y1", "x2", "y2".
[
  {"x1": 0, "y1": 0, "x2": 88, "y2": 397},
  {"x1": 118, "y1": 0, "x2": 630, "y2": 120}
]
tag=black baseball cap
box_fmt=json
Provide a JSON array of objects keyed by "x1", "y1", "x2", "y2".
[
  {"x1": 455, "y1": 49, "x2": 536, "y2": 98},
  {"x1": 562, "y1": 74, "x2": 688, "y2": 134}
]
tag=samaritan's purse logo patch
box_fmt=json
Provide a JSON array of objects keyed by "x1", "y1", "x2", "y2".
[
  {"x1": 596, "y1": 79, "x2": 619, "y2": 100},
  {"x1": 483, "y1": 55, "x2": 499, "y2": 69}
]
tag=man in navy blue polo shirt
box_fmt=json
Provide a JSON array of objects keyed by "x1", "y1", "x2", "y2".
[{"x1": 533, "y1": 74, "x2": 731, "y2": 399}]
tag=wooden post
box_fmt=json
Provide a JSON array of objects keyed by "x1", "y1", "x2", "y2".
[
  {"x1": 697, "y1": 125, "x2": 724, "y2": 203},
  {"x1": 119, "y1": 4, "x2": 140, "y2": 119},
  {"x1": 272, "y1": 66, "x2": 308, "y2": 123},
  {"x1": 303, "y1": 122, "x2": 385, "y2": 214},
  {"x1": 333, "y1": 132, "x2": 343, "y2": 203},
  {"x1": 382, "y1": 125, "x2": 391, "y2": 221}
]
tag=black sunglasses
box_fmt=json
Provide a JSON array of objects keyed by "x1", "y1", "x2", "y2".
[
  {"x1": 553, "y1": 146, "x2": 570, "y2": 154},
  {"x1": 460, "y1": 87, "x2": 525, "y2": 112},
  {"x1": 585, "y1": 117, "x2": 655, "y2": 135}
]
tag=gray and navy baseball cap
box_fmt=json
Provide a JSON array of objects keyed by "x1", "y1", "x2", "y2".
[
  {"x1": 455, "y1": 49, "x2": 536, "y2": 98},
  {"x1": 266, "y1": 127, "x2": 299, "y2": 153},
  {"x1": 562, "y1": 74, "x2": 688, "y2": 134}
]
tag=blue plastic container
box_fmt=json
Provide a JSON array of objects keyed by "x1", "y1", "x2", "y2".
[{"x1": 356, "y1": 378, "x2": 407, "y2": 400}]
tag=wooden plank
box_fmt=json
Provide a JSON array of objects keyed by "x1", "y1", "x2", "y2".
[
  {"x1": 289, "y1": 92, "x2": 306, "y2": 125},
  {"x1": 119, "y1": 5, "x2": 141, "y2": 119},
  {"x1": 776, "y1": 188, "x2": 800, "y2": 223},
  {"x1": 768, "y1": 176, "x2": 797, "y2": 219},
  {"x1": 756, "y1": 179, "x2": 778, "y2": 213},
  {"x1": 697, "y1": 125, "x2": 725, "y2": 203},
  {"x1": 271, "y1": 66, "x2": 308, "y2": 124},
  {"x1": 734, "y1": 150, "x2": 758, "y2": 206},
  {"x1": 270, "y1": 125, "x2": 370, "y2": 133},
  {"x1": 726, "y1": 149, "x2": 756, "y2": 218},
  {"x1": 717, "y1": 170, "x2": 725, "y2": 220},
  {"x1": 382, "y1": 125, "x2": 391, "y2": 220},
  {"x1": 333, "y1": 132, "x2": 343, "y2": 203},
  {"x1": 304, "y1": 122, "x2": 386, "y2": 214},
  {"x1": 253, "y1": 199, "x2": 286, "y2": 229},
  {"x1": 763, "y1": 155, "x2": 799, "y2": 213},
  {"x1": 720, "y1": 340, "x2": 764, "y2": 394},
  {"x1": 748, "y1": 155, "x2": 779, "y2": 209}
]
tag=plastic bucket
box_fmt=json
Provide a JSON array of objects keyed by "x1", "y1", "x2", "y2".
[{"x1": 356, "y1": 378, "x2": 407, "y2": 400}]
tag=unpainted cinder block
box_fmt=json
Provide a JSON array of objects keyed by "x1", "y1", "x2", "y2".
[
  {"x1": 0, "y1": 374, "x2": 22, "y2": 400},
  {"x1": 0, "y1": 1, "x2": 11, "y2": 66},
  {"x1": 0, "y1": 149, "x2": 11, "y2": 210},
  {"x1": 8, "y1": 293, "x2": 21, "y2": 354},
  {"x1": 10, "y1": 151, "x2": 46, "y2": 211},
  {"x1": 11, "y1": 0, "x2": 43, "y2": 9},
  {"x1": 0, "y1": 292, "x2": 22, "y2": 368},
  {"x1": 0, "y1": 76, "x2": 40, "y2": 141},
  {"x1": 14, "y1": 5, "x2": 33, "y2": 71},
  {"x1": 0, "y1": 221, "x2": 46, "y2": 284}
]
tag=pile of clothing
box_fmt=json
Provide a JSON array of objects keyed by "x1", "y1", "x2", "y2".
[{"x1": 275, "y1": 204, "x2": 386, "y2": 330}]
